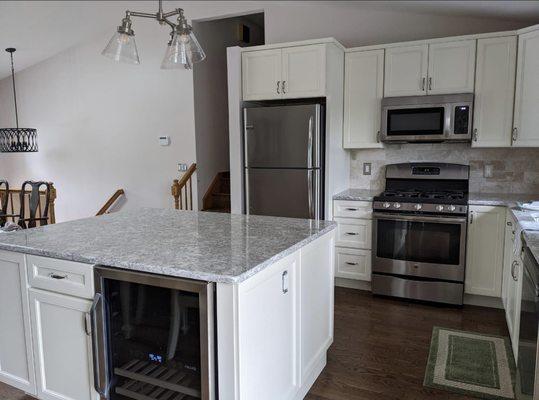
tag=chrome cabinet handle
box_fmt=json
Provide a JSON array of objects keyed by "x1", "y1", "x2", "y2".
[
  {"x1": 469, "y1": 212, "x2": 474, "y2": 224},
  {"x1": 428, "y1": 77, "x2": 433, "y2": 91},
  {"x1": 507, "y1": 221, "x2": 513, "y2": 226},
  {"x1": 49, "y1": 273, "x2": 67, "y2": 280},
  {"x1": 376, "y1": 130, "x2": 381, "y2": 143},
  {"x1": 346, "y1": 208, "x2": 358, "y2": 211},
  {"x1": 84, "y1": 312, "x2": 92, "y2": 336},
  {"x1": 282, "y1": 80, "x2": 286, "y2": 94},
  {"x1": 473, "y1": 128, "x2": 478, "y2": 142},
  {"x1": 512, "y1": 127, "x2": 518, "y2": 142},
  {"x1": 511, "y1": 260, "x2": 519, "y2": 281},
  {"x1": 421, "y1": 77, "x2": 426, "y2": 91},
  {"x1": 276, "y1": 81, "x2": 280, "y2": 94},
  {"x1": 282, "y1": 270, "x2": 288, "y2": 294},
  {"x1": 345, "y1": 232, "x2": 358, "y2": 236},
  {"x1": 90, "y1": 293, "x2": 108, "y2": 397},
  {"x1": 345, "y1": 262, "x2": 358, "y2": 266}
]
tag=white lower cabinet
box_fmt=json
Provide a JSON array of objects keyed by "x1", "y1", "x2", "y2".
[
  {"x1": 465, "y1": 206, "x2": 506, "y2": 297},
  {"x1": 502, "y1": 211, "x2": 523, "y2": 359},
  {"x1": 0, "y1": 251, "x2": 36, "y2": 394},
  {"x1": 29, "y1": 289, "x2": 97, "y2": 400},
  {"x1": 336, "y1": 248, "x2": 371, "y2": 281}
]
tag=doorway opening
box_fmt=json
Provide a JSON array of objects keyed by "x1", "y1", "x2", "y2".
[{"x1": 193, "y1": 12, "x2": 265, "y2": 212}]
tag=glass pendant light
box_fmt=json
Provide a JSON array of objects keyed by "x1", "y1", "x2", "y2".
[
  {"x1": 101, "y1": 16, "x2": 140, "y2": 64},
  {"x1": 161, "y1": 10, "x2": 205, "y2": 70},
  {"x1": 0, "y1": 48, "x2": 38, "y2": 153}
]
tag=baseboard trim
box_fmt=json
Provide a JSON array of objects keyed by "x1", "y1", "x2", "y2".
[
  {"x1": 335, "y1": 278, "x2": 502, "y2": 309},
  {"x1": 294, "y1": 352, "x2": 327, "y2": 400}
]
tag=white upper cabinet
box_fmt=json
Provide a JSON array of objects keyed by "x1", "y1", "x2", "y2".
[
  {"x1": 384, "y1": 44, "x2": 428, "y2": 97},
  {"x1": 282, "y1": 44, "x2": 326, "y2": 99},
  {"x1": 242, "y1": 43, "x2": 329, "y2": 101},
  {"x1": 343, "y1": 49, "x2": 385, "y2": 148},
  {"x1": 0, "y1": 251, "x2": 36, "y2": 395},
  {"x1": 427, "y1": 40, "x2": 476, "y2": 94},
  {"x1": 465, "y1": 206, "x2": 506, "y2": 297},
  {"x1": 513, "y1": 29, "x2": 539, "y2": 147},
  {"x1": 242, "y1": 49, "x2": 282, "y2": 100},
  {"x1": 473, "y1": 36, "x2": 517, "y2": 147}
]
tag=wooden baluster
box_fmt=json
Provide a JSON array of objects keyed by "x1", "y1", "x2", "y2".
[
  {"x1": 49, "y1": 183, "x2": 56, "y2": 224},
  {"x1": 171, "y1": 179, "x2": 180, "y2": 210}
]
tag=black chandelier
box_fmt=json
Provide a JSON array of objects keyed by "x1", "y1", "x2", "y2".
[{"x1": 0, "y1": 48, "x2": 38, "y2": 153}]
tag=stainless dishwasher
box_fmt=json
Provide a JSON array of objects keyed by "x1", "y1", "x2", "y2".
[
  {"x1": 90, "y1": 267, "x2": 216, "y2": 400},
  {"x1": 517, "y1": 246, "x2": 539, "y2": 400}
]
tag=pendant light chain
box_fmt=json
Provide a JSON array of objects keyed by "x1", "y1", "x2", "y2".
[{"x1": 8, "y1": 50, "x2": 19, "y2": 129}]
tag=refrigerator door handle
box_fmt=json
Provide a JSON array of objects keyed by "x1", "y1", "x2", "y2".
[
  {"x1": 307, "y1": 116, "x2": 314, "y2": 168},
  {"x1": 308, "y1": 170, "x2": 314, "y2": 219},
  {"x1": 314, "y1": 170, "x2": 320, "y2": 220}
]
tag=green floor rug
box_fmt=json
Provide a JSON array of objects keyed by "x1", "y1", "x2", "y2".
[{"x1": 424, "y1": 327, "x2": 516, "y2": 400}]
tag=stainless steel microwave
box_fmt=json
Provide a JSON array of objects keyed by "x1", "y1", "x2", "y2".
[{"x1": 380, "y1": 93, "x2": 474, "y2": 143}]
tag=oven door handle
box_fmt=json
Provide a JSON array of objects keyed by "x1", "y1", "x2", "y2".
[
  {"x1": 372, "y1": 212, "x2": 467, "y2": 224},
  {"x1": 90, "y1": 293, "x2": 109, "y2": 398}
]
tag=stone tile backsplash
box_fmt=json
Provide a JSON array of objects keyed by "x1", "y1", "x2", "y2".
[{"x1": 349, "y1": 143, "x2": 539, "y2": 193}]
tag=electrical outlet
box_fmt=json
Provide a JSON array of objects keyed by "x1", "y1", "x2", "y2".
[
  {"x1": 484, "y1": 164, "x2": 493, "y2": 178},
  {"x1": 363, "y1": 163, "x2": 372, "y2": 175},
  {"x1": 178, "y1": 163, "x2": 188, "y2": 172}
]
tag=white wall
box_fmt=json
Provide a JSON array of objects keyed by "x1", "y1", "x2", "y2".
[
  {"x1": 193, "y1": 14, "x2": 263, "y2": 210},
  {"x1": 0, "y1": 1, "x2": 531, "y2": 221}
]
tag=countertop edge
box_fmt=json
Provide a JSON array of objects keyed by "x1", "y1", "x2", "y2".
[{"x1": 0, "y1": 222, "x2": 337, "y2": 284}]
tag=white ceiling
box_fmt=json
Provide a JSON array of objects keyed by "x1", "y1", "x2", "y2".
[{"x1": 0, "y1": 0, "x2": 538, "y2": 80}]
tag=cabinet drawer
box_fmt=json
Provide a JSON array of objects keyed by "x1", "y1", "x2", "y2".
[
  {"x1": 26, "y1": 255, "x2": 94, "y2": 299},
  {"x1": 334, "y1": 218, "x2": 372, "y2": 249},
  {"x1": 336, "y1": 248, "x2": 371, "y2": 281},
  {"x1": 334, "y1": 200, "x2": 372, "y2": 219}
]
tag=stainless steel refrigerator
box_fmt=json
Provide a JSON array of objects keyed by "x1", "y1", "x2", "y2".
[{"x1": 244, "y1": 103, "x2": 324, "y2": 220}]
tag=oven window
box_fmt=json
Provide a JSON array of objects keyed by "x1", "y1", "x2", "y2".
[
  {"x1": 387, "y1": 107, "x2": 444, "y2": 136},
  {"x1": 376, "y1": 219, "x2": 461, "y2": 265}
]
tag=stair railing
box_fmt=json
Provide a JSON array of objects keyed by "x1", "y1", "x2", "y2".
[
  {"x1": 171, "y1": 163, "x2": 196, "y2": 210},
  {"x1": 96, "y1": 189, "x2": 125, "y2": 216}
]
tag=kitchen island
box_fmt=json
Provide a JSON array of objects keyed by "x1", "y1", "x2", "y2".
[{"x1": 0, "y1": 208, "x2": 336, "y2": 400}]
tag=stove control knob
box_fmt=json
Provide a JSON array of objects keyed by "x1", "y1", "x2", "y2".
[
  {"x1": 436, "y1": 205, "x2": 444, "y2": 212},
  {"x1": 414, "y1": 204, "x2": 422, "y2": 211},
  {"x1": 382, "y1": 202, "x2": 391, "y2": 209},
  {"x1": 393, "y1": 203, "x2": 401, "y2": 209},
  {"x1": 448, "y1": 205, "x2": 456, "y2": 212}
]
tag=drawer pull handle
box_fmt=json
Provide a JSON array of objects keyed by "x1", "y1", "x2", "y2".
[
  {"x1": 345, "y1": 208, "x2": 358, "y2": 211},
  {"x1": 345, "y1": 262, "x2": 358, "y2": 266},
  {"x1": 282, "y1": 270, "x2": 288, "y2": 294},
  {"x1": 49, "y1": 273, "x2": 67, "y2": 280},
  {"x1": 345, "y1": 232, "x2": 358, "y2": 236}
]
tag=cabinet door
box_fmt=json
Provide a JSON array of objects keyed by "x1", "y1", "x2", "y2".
[
  {"x1": 242, "y1": 49, "x2": 282, "y2": 101},
  {"x1": 282, "y1": 44, "x2": 326, "y2": 99},
  {"x1": 238, "y1": 254, "x2": 298, "y2": 400},
  {"x1": 384, "y1": 44, "x2": 428, "y2": 97},
  {"x1": 427, "y1": 40, "x2": 476, "y2": 94},
  {"x1": 334, "y1": 217, "x2": 372, "y2": 249},
  {"x1": 29, "y1": 289, "x2": 96, "y2": 400},
  {"x1": 0, "y1": 251, "x2": 36, "y2": 394},
  {"x1": 465, "y1": 206, "x2": 506, "y2": 297},
  {"x1": 473, "y1": 36, "x2": 517, "y2": 147},
  {"x1": 513, "y1": 29, "x2": 539, "y2": 147},
  {"x1": 343, "y1": 50, "x2": 384, "y2": 148}
]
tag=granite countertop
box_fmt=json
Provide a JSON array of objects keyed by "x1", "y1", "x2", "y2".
[
  {"x1": 468, "y1": 193, "x2": 539, "y2": 207},
  {"x1": 0, "y1": 208, "x2": 336, "y2": 284},
  {"x1": 333, "y1": 189, "x2": 380, "y2": 201}
]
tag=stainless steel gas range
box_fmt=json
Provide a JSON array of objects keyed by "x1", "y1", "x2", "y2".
[{"x1": 371, "y1": 163, "x2": 470, "y2": 305}]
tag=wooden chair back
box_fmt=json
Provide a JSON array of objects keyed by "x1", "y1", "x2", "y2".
[{"x1": 0, "y1": 182, "x2": 56, "y2": 228}]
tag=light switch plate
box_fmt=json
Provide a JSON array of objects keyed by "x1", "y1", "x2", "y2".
[
  {"x1": 178, "y1": 163, "x2": 188, "y2": 172},
  {"x1": 363, "y1": 163, "x2": 372, "y2": 175},
  {"x1": 484, "y1": 164, "x2": 493, "y2": 178}
]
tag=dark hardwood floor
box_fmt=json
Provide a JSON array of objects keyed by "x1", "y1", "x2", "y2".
[
  {"x1": 0, "y1": 287, "x2": 508, "y2": 400},
  {"x1": 306, "y1": 287, "x2": 508, "y2": 400}
]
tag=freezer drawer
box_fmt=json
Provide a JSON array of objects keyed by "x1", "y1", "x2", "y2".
[
  {"x1": 246, "y1": 168, "x2": 321, "y2": 219},
  {"x1": 244, "y1": 104, "x2": 321, "y2": 168}
]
